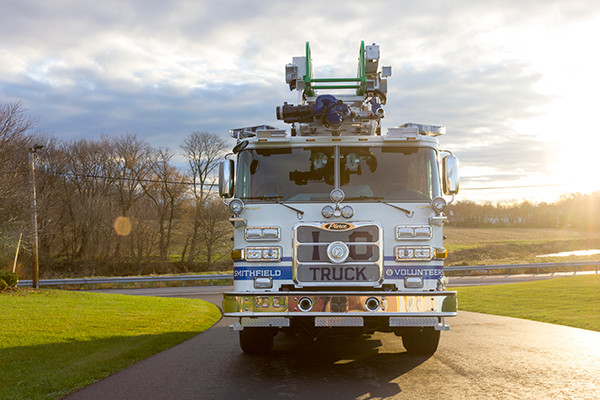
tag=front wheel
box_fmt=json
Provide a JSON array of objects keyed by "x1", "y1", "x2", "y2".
[
  {"x1": 239, "y1": 328, "x2": 276, "y2": 354},
  {"x1": 402, "y1": 327, "x2": 440, "y2": 356}
]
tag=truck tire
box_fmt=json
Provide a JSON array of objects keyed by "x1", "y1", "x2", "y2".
[
  {"x1": 239, "y1": 328, "x2": 275, "y2": 354},
  {"x1": 402, "y1": 327, "x2": 440, "y2": 356}
]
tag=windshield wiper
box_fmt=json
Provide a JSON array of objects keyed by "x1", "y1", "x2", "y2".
[
  {"x1": 378, "y1": 200, "x2": 413, "y2": 217},
  {"x1": 344, "y1": 195, "x2": 384, "y2": 201},
  {"x1": 343, "y1": 196, "x2": 413, "y2": 217},
  {"x1": 240, "y1": 195, "x2": 304, "y2": 217},
  {"x1": 240, "y1": 195, "x2": 284, "y2": 200}
]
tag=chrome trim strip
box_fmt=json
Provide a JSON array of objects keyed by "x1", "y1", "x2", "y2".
[{"x1": 225, "y1": 312, "x2": 457, "y2": 317}]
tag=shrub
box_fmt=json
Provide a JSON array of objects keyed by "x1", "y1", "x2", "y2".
[
  {"x1": 0, "y1": 279, "x2": 7, "y2": 291},
  {"x1": 0, "y1": 270, "x2": 18, "y2": 287}
]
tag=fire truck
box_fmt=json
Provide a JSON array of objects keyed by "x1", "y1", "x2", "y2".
[{"x1": 219, "y1": 41, "x2": 459, "y2": 355}]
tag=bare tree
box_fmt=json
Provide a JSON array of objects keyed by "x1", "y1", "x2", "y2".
[
  {"x1": 197, "y1": 194, "x2": 231, "y2": 268},
  {"x1": 0, "y1": 101, "x2": 35, "y2": 227},
  {"x1": 181, "y1": 131, "x2": 227, "y2": 262},
  {"x1": 111, "y1": 134, "x2": 153, "y2": 258},
  {"x1": 58, "y1": 137, "x2": 118, "y2": 264},
  {"x1": 139, "y1": 148, "x2": 187, "y2": 261},
  {"x1": 0, "y1": 101, "x2": 37, "y2": 271}
]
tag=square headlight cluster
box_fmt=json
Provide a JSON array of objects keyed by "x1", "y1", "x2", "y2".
[
  {"x1": 396, "y1": 225, "x2": 431, "y2": 240},
  {"x1": 245, "y1": 227, "x2": 280, "y2": 241},
  {"x1": 395, "y1": 246, "x2": 433, "y2": 261},
  {"x1": 245, "y1": 247, "x2": 281, "y2": 262}
]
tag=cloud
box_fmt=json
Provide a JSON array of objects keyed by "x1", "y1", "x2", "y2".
[{"x1": 2, "y1": 0, "x2": 600, "y2": 201}]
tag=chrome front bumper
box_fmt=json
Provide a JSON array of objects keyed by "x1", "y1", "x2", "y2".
[{"x1": 222, "y1": 290, "x2": 457, "y2": 318}]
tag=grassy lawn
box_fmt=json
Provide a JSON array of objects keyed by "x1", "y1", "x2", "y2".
[
  {"x1": 0, "y1": 289, "x2": 221, "y2": 400},
  {"x1": 456, "y1": 274, "x2": 600, "y2": 331}
]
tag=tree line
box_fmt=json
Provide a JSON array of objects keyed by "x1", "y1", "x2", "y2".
[
  {"x1": 1, "y1": 101, "x2": 232, "y2": 278},
  {"x1": 447, "y1": 193, "x2": 600, "y2": 230},
  {"x1": 3, "y1": 101, "x2": 599, "y2": 279}
]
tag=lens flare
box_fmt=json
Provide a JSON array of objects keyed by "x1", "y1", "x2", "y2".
[{"x1": 113, "y1": 216, "x2": 132, "y2": 236}]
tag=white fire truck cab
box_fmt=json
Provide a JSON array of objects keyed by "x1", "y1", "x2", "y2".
[{"x1": 219, "y1": 42, "x2": 460, "y2": 355}]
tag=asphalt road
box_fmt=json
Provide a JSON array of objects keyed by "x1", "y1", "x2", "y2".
[{"x1": 65, "y1": 281, "x2": 600, "y2": 400}]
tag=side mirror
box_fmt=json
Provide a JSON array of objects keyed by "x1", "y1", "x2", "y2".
[
  {"x1": 442, "y1": 155, "x2": 459, "y2": 195},
  {"x1": 219, "y1": 159, "x2": 234, "y2": 198}
]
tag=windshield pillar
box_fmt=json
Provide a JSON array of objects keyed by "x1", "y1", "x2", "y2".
[{"x1": 334, "y1": 146, "x2": 340, "y2": 189}]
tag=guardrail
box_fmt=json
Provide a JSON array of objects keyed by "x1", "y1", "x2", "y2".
[
  {"x1": 16, "y1": 261, "x2": 599, "y2": 289},
  {"x1": 444, "y1": 261, "x2": 600, "y2": 275},
  {"x1": 18, "y1": 274, "x2": 234, "y2": 289}
]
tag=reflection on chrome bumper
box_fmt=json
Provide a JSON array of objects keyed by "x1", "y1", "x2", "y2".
[{"x1": 222, "y1": 290, "x2": 457, "y2": 317}]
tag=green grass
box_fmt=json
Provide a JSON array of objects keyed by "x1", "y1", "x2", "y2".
[
  {"x1": 0, "y1": 289, "x2": 221, "y2": 400},
  {"x1": 456, "y1": 275, "x2": 600, "y2": 331}
]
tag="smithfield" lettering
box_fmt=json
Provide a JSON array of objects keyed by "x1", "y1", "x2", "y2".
[{"x1": 234, "y1": 270, "x2": 282, "y2": 278}]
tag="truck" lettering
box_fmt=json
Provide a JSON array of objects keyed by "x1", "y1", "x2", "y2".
[{"x1": 308, "y1": 266, "x2": 368, "y2": 281}]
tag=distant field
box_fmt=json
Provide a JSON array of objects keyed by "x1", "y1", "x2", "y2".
[{"x1": 444, "y1": 226, "x2": 600, "y2": 266}]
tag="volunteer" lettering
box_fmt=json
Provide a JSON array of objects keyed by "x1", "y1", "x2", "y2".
[{"x1": 385, "y1": 268, "x2": 442, "y2": 277}]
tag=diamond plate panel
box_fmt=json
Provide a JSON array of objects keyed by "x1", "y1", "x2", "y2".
[
  {"x1": 389, "y1": 317, "x2": 438, "y2": 327},
  {"x1": 315, "y1": 316, "x2": 364, "y2": 327},
  {"x1": 241, "y1": 317, "x2": 290, "y2": 327}
]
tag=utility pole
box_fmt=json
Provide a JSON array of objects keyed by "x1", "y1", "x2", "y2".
[{"x1": 29, "y1": 144, "x2": 43, "y2": 289}]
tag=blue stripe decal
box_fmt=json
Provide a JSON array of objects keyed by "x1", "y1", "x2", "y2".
[
  {"x1": 384, "y1": 265, "x2": 443, "y2": 279},
  {"x1": 234, "y1": 265, "x2": 293, "y2": 280}
]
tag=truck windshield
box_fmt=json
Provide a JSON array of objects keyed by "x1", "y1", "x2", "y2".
[
  {"x1": 341, "y1": 147, "x2": 440, "y2": 201},
  {"x1": 236, "y1": 146, "x2": 440, "y2": 202},
  {"x1": 237, "y1": 147, "x2": 334, "y2": 201}
]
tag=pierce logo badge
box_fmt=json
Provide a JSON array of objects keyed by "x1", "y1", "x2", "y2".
[{"x1": 322, "y1": 222, "x2": 354, "y2": 231}]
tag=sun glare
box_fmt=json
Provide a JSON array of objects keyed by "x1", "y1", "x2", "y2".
[{"x1": 554, "y1": 140, "x2": 600, "y2": 195}]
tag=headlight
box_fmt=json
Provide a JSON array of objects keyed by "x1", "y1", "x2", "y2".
[
  {"x1": 395, "y1": 246, "x2": 433, "y2": 261},
  {"x1": 244, "y1": 246, "x2": 281, "y2": 262},
  {"x1": 396, "y1": 225, "x2": 431, "y2": 240},
  {"x1": 245, "y1": 227, "x2": 280, "y2": 241},
  {"x1": 431, "y1": 197, "x2": 447, "y2": 215},
  {"x1": 228, "y1": 198, "x2": 245, "y2": 216}
]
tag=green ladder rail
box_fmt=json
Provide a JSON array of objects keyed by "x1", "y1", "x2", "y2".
[{"x1": 303, "y1": 41, "x2": 368, "y2": 97}]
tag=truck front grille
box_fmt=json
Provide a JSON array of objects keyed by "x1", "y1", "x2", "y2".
[{"x1": 293, "y1": 222, "x2": 383, "y2": 284}]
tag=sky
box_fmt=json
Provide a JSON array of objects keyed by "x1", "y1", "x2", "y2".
[{"x1": 2, "y1": 0, "x2": 600, "y2": 204}]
